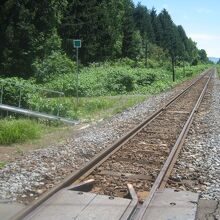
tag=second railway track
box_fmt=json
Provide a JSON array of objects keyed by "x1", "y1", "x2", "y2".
[{"x1": 11, "y1": 68, "x2": 214, "y2": 220}]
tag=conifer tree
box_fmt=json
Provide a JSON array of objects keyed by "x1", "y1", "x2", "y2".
[
  {"x1": 0, "y1": 0, "x2": 67, "y2": 77},
  {"x1": 121, "y1": 0, "x2": 136, "y2": 58},
  {"x1": 134, "y1": 4, "x2": 154, "y2": 42},
  {"x1": 150, "y1": 8, "x2": 162, "y2": 45}
]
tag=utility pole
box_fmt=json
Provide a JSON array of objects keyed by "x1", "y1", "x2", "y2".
[
  {"x1": 145, "y1": 40, "x2": 148, "y2": 68},
  {"x1": 183, "y1": 59, "x2": 186, "y2": 77},
  {"x1": 171, "y1": 56, "x2": 175, "y2": 82}
]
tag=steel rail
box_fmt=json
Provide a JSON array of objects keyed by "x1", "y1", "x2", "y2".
[
  {"x1": 135, "y1": 69, "x2": 213, "y2": 220},
  {"x1": 10, "y1": 68, "x2": 211, "y2": 220}
]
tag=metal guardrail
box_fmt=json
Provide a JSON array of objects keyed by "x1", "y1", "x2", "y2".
[
  {"x1": 0, "y1": 103, "x2": 78, "y2": 125},
  {"x1": 0, "y1": 79, "x2": 80, "y2": 124},
  {"x1": 0, "y1": 79, "x2": 64, "y2": 106},
  {"x1": 0, "y1": 79, "x2": 66, "y2": 117}
]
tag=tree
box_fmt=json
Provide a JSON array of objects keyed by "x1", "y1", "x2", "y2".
[
  {"x1": 133, "y1": 4, "x2": 154, "y2": 65},
  {"x1": 150, "y1": 8, "x2": 162, "y2": 45},
  {"x1": 121, "y1": 0, "x2": 137, "y2": 59},
  {"x1": 97, "y1": 0, "x2": 125, "y2": 59},
  {"x1": 177, "y1": 25, "x2": 189, "y2": 60},
  {"x1": 0, "y1": 0, "x2": 209, "y2": 79},
  {"x1": 187, "y1": 38, "x2": 199, "y2": 64},
  {"x1": 60, "y1": 0, "x2": 126, "y2": 63},
  {"x1": 0, "y1": 0, "x2": 67, "y2": 78},
  {"x1": 198, "y1": 49, "x2": 208, "y2": 63},
  {"x1": 60, "y1": 0, "x2": 100, "y2": 64},
  {"x1": 133, "y1": 4, "x2": 154, "y2": 42}
]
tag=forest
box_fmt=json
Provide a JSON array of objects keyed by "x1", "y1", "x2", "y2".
[{"x1": 0, "y1": 0, "x2": 210, "y2": 78}]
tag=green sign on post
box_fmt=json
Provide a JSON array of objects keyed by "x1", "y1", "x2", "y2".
[
  {"x1": 73, "y1": 39, "x2": 81, "y2": 106},
  {"x1": 73, "y1": 39, "x2": 81, "y2": 48}
]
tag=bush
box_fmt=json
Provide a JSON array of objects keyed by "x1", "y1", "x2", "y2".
[
  {"x1": 0, "y1": 77, "x2": 36, "y2": 108},
  {"x1": 33, "y1": 51, "x2": 76, "y2": 83},
  {"x1": 28, "y1": 95, "x2": 75, "y2": 118},
  {"x1": 136, "y1": 72, "x2": 156, "y2": 86},
  {"x1": 0, "y1": 119, "x2": 42, "y2": 144},
  {"x1": 104, "y1": 69, "x2": 135, "y2": 93}
]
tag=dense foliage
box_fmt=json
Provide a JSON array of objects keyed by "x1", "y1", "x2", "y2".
[
  {"x1": 0, "y1": 77, "x2": 35, "y2": 107},
  {"x1": 0, "y1": 63, "x2": 207, "y2": 118},
  {"x1": 0, "y1": 0, "x2": 210, "y2": 78}
]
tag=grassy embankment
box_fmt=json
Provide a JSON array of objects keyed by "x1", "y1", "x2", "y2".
[
  {"x1": 0, "y1": 63, "x2": 209, "y2": 148},
  {"x1": 29, "y1": 63, "x2": 208, "y2": 120}
]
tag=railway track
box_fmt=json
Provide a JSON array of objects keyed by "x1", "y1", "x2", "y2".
[{"x1": 10, "y1": 68, "x2": 214, "y2": 220}]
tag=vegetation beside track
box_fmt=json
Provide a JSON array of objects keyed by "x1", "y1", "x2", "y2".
[
  {"x1": 0, "y1": 119, "x2": 43, "y2": 145},
  {"x1": 0, "y1": 63, "x2": 209, "y2": 118},
  {"x1": 0, "y1": 63, "x2": 211, "y2": 145},
  {"x1": 0, "y1": 161, "x2": 5, "y2": 169},
  {"x1": 0, "y1": 0, "x2": 213, "y2": 145}
]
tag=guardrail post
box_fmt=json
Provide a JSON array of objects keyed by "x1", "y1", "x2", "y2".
[
  {"x1": 18, "y1": 88, "x2": 22, "y2": 108},
  {"x1": 57, "y1": 104, "x2": 60, "y2": 117},
  {"x1": 57, "y1": 93, "x2": 60, "y2": 117},
  {"x1": 0, "y1": 85, "x2": 3, "y2": 104}
]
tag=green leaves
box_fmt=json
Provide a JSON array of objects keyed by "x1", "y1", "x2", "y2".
[
  {"x1": 0, "y1": 77, "x2": 36, "y2": 107},
  {"x1": 44, "y1": 64, "x2": 158, "y2": 97},
  {"x1": 33, "y1": 51, "x2": 76, "y2": 83},
  {"x1": 0, "y1": 0, "x2": 68, "y2": 77}
]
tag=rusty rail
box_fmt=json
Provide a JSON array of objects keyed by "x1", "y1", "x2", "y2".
[
  {"x1": 10, "y1": 68, "x2": 212, "y2": 220},
  {"x1": 135, "y1": 70, "x2": 213, "y2": 220}
]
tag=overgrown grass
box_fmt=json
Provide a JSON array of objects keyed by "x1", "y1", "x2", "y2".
[
  {"x1": 0, "y1": 119, "x2": 43, "y2": 145},
  {"x1": 43, "y1": 63, "x2": 208, "y2": 96},
  {"x1": 0, "y1": 63, "x2": 210, "y2": 121},
  {"x1": 0, "y1": 161, "x2": 5, "y2": 169},
  {"x1": 26, "y1": 64, "x2": 209, "y2": 119},
  {"x1": 0, "y1": 64, "x2": 211, "y2": 145},
  {"x1": 34, "y1": 95, "x2": 147, "y2": 120}
]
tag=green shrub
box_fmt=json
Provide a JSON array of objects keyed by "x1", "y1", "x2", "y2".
[
  {"x1": 28, "y1": 95, "x2": 75, "y2": 118},
  {"x1": 0, "y1": 119, "x2": 42, "y2": 144},
  {"x1": 0, "y1": 77, "x2": 36, "y2": 108},
  {"x1": 33, "y1": 51, "x2": 76, "y2": 83},
  {"x1": 44, "y1": 66, "x2": 107, "y2": 97},
  {"x1": 136, "y1": 72, "x2": 156, "y2": 86},
  {"x1": 104, "y1": 69, "x2": 135, "y2": 93}
]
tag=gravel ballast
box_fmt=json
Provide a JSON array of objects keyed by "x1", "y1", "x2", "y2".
[
  {"x1": 169, "y1": 68, "x2": 220, "y2": 200},
  {"x1": 0, "y1": 71, "x2": 214, "y2": 203}
]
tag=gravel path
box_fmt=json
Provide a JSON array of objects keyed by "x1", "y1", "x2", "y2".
[
  {"x1": 0, "y1": 73, "x2": 208, "y2": 203},
  {"x1": 169, "y1": 68, "x2": 220, "y2": 200}
]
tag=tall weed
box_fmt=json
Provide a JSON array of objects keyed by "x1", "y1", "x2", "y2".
[{"x1": 0, "y1": 119, "x2": 42, "y2": 144}]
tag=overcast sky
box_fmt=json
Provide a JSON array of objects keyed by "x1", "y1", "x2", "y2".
[{"x1": 133, "y1": 0, "x2": 220, "y2": 58}]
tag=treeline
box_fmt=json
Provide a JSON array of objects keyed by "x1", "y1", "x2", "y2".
[{"x1": 0, "y1": 0, "x2": 209, "y2": 78}]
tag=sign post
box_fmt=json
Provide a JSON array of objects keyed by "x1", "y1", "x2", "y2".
[{"x1": 73, "y1": 39, "x2": 81, "y2": 106}]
